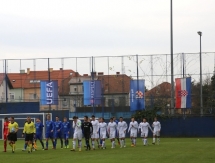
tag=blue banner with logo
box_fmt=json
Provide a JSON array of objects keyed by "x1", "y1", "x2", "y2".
[
  {"x1": 40, "y1": 80, "x2": 58, "y2": 105},
  {"x1": 130, "y1": 80, "x2": 145, "y2": 111},
  {"x1": 83, "y1": 80, "x2": 101, "y2": 105}
]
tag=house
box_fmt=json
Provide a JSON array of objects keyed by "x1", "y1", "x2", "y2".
[
  {"x1": 0, "y1": 73, "x2": 13, "y2": 102},
  {"x1": 59, "y1": 72, "x2": 131, "y2": 113},
  {"x1": 145, "y1": 82, "x2": 171, "y2": 110},
  {"x1": 8, "y1": 68, "x2": 75, "y2": 110}
]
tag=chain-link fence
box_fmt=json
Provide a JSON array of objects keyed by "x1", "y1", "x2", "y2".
[{"x1": 0, "y1": 52, "x2": 215, "y2": 117}]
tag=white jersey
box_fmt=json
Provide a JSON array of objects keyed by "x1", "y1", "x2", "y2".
[
  {"x1": 73, "y1": 119, "x2": 82, "y2": 133},
  {"x1": 139, "y1": 122, "x2": 152, "y2": 132},
  {"x1": 152, "y1": 121, "x2": 161, "y2": 132},
  {"x1": 98, "y1": 122, "x2": 107, "y2": 133},
  {"x1": 128, "y1": 121, "x2": 139, "y2": 133},
  {"x1": 117, "y1": 121, "x2": 128, "y2": 133},
  {"x1": 107, "y1": 122, "x2": 117, "y2": 133},
  {"x1": 91, "y1": 120, "x2": 99, "y2": 133}
]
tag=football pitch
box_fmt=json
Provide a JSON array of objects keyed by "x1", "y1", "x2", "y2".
[{"x1": 0, "y1": 138, "x2": 214, "y2": 163}]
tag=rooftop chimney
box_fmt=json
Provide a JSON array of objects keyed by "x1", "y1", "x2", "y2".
[
  {"x1": 27, "y1": 68, "x2": 30, "y2": 75},
  {"x1": 83, "y1": 74, "x2": 88, "y2": 77},
  {"x1": 116, "y1": 72, "x2": 120, "y2": 75},
  {"x1": 98, "y1": 72, "x2": 104, "y2": 76},
  {"x1": 60, "y1": 68, "x2": 63, "y2": 70},
  {"x1": 20, "y1": 69, "x2": 25, "y2": 74},
  {"x1": 49, "y1": 68, "x2": 53, "y2": 72}
]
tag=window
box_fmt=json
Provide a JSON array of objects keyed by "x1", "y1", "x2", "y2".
[
  {"x1": 74, "y1": 86, "x2": 77, "y2": 92},
  {"x1": 30, "y1": 80, "x2": 40, "y2": 83},
  {"x1": 108, "y1": 99, "x2": 114, "y2": 107},
  {"x1": 119, "y1": 97, "x2": 126, "y2": 106},
  {"x1": 9, "y1": 93, "x2": 15, "y2": 100},
  {"x1": 29, "y1": 93, "x2": 37, "y2": 99}
]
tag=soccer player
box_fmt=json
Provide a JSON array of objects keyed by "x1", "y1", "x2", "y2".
[
  {"x1": 113, "y1": 116, "x2": 120, "y2": 145},
  {"x1": 45, "y1": 114, "x2": 55, "y2": 150},
  {"x1": 8, "y1": 117, "x2": 19, "y2": 153},
  {"x1": 128, "y1": 117, "x2": 138, "y2": 147},
  {"x1": 22, "y1": 116, "x2": 36, "y2": 153},
  {"x1": 97, "y1": 118, "x2": 107, "y2": 149},
  {"x1": 82, "y1": 116, "x2": 93, "y2": 151},
  {"x1": 139, "y1": 118, "x2": 153, "y2": 146},
  {"x1": 62, "y1": 117, "x2": 70, "y2": 148},
  {"x1": 152, "y1": 117, "x2": 161, "y2": 145},
  {"x1": 107, "y1": 118, "x2": 117, "y2": 149},
  {"x1": 70, "y1": 116, "x2": 82, "y2": 152},
  {"x1": 91, "y1": 115, "x2": 99, "y2": 150},
  {"x1": 54, "y1": 116, "x2": 63, "y2": 149},
  {"x1": 3, "y1": 117, "x2": 10, "y2": 152},
  {"x1": 35, "y1": 118, "x2": 45, "y2": 150},
  {"x1": 117, "y1": 117, "x2": 127, "y2": 148}
]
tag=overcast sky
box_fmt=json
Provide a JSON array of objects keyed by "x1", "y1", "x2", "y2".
[
  {"x1": 0, "y1": 0, "x2": 214, "y2": 87},
  {"x1": 0, "y1": 0, "x2": 214, "y2": 59}
]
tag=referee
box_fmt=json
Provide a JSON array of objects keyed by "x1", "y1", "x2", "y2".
[
  {"x1": 8, "y1": 117, "x2": 19, "y2": 153},
  {"x1": 81, "y1": 116, "x2": 93, "y2": 151},
  {"x1": 22, "y1": 117, "x2": 36, "y2": 153}
]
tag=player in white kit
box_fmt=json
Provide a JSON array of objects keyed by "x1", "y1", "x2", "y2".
[
  {"x1": 139, "y1": 118, "x2": 153, "y2": 146},
  {"x1": 70, "y1": 116, "x2": 82, "y2": 151},
  {"x1": 128, "y1": 117, "x2": 138, "y2": 147},
  {"x1": 117, "y1": 117, "x2": 127, "y2": 148},
  {"x1": 91, "y1": 115, "x2": 99, "y2": 150},
  {"x1": 97, "y1": 118, "x2": 107, "y2": 149},
  {"x1": 107, "y1": 118, "x2": 117, "y2": 149},
  {"x1": 152, "y1": 117, "x2": 161, "y2": 145}
]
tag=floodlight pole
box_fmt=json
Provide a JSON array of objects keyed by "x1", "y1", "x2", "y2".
[
  {"x1": 170, "y1": 0, "x2": 174, "y2": 114},
  {"x1": 197, "y1": 31, "x2": 203, "y2": 115}
]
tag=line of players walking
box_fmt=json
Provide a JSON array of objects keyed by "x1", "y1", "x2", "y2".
[{"x1": 2, "y1": 114, "x2": 161, "y2": 153}]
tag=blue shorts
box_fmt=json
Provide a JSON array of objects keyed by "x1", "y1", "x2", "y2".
[
  {"x1": 35, "y1": 134, "x2": 42, "y2": 140},
  {"x1": 63, "y1": 133, "x2": 69, "y2": 139},
  {"x1": 45, "y1": 132, "x2": 53, "y2": 139},
  {"x1": 54, "y1": 132, "x2": 62, "y2": 139}
]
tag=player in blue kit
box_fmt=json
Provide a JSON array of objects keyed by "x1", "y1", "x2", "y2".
[
  {"x1": 35, "y1": 118, "x2": 44, "y2": 150},
  {"x1": 45, "y1": 114, "x2": 55, "y2": 150},
  {"x1": 62, "y1": 117, "x2": 70, "y2": 148},
  {"x1": 54, "y1": 116, "x2": 63, "y2": 149}
]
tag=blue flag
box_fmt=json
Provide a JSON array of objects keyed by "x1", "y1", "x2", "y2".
[
  {"x1": 130, "y1": 80, "x2": 145, "y2": 111},
  {"x1": 40, "y1": 80, "x2": 58, "y2": 105},
  {"x1": 83, "y1": 80, "x2": 101, "y2": 105}
]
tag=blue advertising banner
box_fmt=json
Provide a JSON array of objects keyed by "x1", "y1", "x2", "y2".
[
  {"x1": 40, "y1": 80, "x2": 58, "y2": 105},
  {"x1": 130, "y1": 80, "x2": 145, "y2": 111},
  {"x1": 83, "y1": 80, "x2": 101, "y2": 105}
]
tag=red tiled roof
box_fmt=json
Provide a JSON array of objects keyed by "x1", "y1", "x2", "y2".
[
  {"x1": 8, "y1": 69, "x2": 75, "y2": 89},
  {"x1": 145, "y1": 82, "x2": 171, "y2": 97}
]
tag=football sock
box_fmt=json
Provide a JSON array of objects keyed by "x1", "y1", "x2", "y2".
[
  {"x1": 153, "y1": 138, "x2": 155, "y2": 143},
  {"x1": 142, "y1": 138, "x2": 144, "y2": 144},
  {"x1": 60, "y1": 139, "x2": 63, "y2": 148},
  {"x1": 24, "y1": 143, "x2": 27, "y2": 149},
  {"x1": 67, "y1": 140, "x2": 69, "y2": 146},
  {"x1": 46, "y1": 141, "x2": 48, "y2": 148},
  {"x1": 73, "y1": 140, "x2": 76, "y2": 149},
  {"x1": 12, "y1": 144, "x2": 15, "y2": 151},
  {"x1": 92, "y1": 140, "x2": 95, "y2": 148},
  {"x1": 40, "y1": 140, "x2": 44, "y2": 148},
  {"x1": 4, "y1": 141, "x2": 7, "y2": 151},
  {"x1": 112, "y1": 141, "x2": 115, "y2": 148},
  {"x1": 78, "y1": 140, "x2": 82, "y2": 149},
  {"x1": 29, "y1": 143, "x2": 32, "y2": 152},
  {"x1": 133, "y1": 139, "x2": 136, "y2": 145}
]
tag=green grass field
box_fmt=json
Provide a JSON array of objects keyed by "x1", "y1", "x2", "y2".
[{"x1": 0, "y1": 138, "x2": 214, "y2": 163}]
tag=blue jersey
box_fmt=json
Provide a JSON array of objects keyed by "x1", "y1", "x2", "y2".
[
  {"x1": 35, "y1": 122, "x2": 44, "y2": 135},
  {"x1": 54, "y1": 121, "x2": 63, "y2": 133},
  {"x1": 62, "y1": 121, "x2": 71, "y2": 134},
  {"x1": 46, "y1": 120, "x2": 55, "y2": 134},
  {"x1": 114, "y1": 120, "x2": 119, "y2": 124}
]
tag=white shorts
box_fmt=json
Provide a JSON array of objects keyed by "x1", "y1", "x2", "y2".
[
  {"x1": 119, "y1": 132, "x2": 125, "y2": 138},
  {"x1": 153, "y1": 130, "x2": 160, "y2": 136},
  {"x1": 130, "y1": 131, "x2": 137, "y2": 138},
  {"x1": 109, "y1": 131, "x2": 116, "y2": 139},
  {"x1": 141, "y1": 131, "x2": 148, "y2": 137},
  {"x1": 100, "y1": 132, "x2": 106, "y2": 139},
  {"x1": 91, "y1": 133, "x2": 99, "y2": 139},
  {"x1": 73, "y1": 132, "x2": 82, "y2": 140}
]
